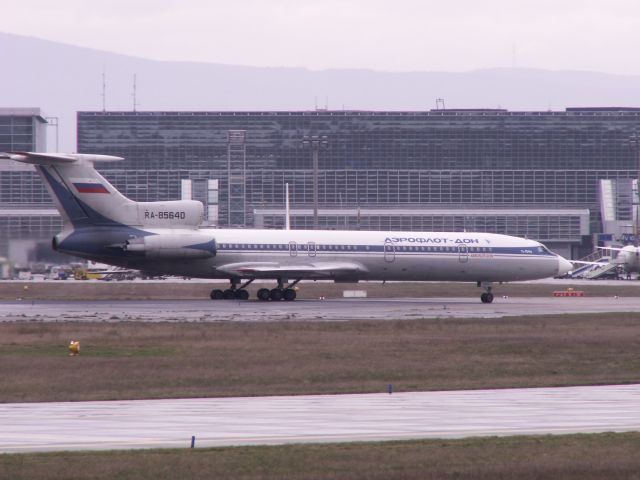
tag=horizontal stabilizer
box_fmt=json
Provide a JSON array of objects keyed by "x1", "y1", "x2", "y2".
[{"x1": 1, "y1": 151, "x2": 124, "y2": 165}]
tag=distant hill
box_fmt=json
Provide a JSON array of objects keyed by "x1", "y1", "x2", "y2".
[{"x1": 2, "y1": 31, "x2": 640, "y2": 151}]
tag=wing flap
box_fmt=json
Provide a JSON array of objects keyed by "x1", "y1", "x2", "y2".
[{"x1": 215, "y1": 261, "x2": 366, "y2": 278}]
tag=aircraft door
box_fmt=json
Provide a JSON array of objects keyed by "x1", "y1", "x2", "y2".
[
  {"x1": 458, "y1": 245, "x2": 469, "y2": 263},
  {"x1": 308, "y1": 242, "x2": 316, "y2": 257},
  {"x1": 289, "y1": 241, "x2": 298, "y2": 257},
  {"x1": 384, "y1": 241, "x2": 395, "y2": 262}
]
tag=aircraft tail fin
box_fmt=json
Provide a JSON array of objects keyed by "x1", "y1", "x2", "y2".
[{"x1": 2, "y1": 152, "x2": 204, "y2": 229}]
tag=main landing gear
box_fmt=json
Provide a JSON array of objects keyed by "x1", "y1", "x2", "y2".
[
  {"x1": 210, "y1": 278, "x2": 301, "y2": 301},
  {"x1": 478, "y1": 281, "x2": 494, "y2": 304},
  {"x1": 257, "y1": 278, "x2": 301, "y2": 302},
  {"x1": 210, "y1": 279, "x2": 254, "y2": 301}
]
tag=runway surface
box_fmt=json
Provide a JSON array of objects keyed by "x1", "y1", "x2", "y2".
[
  {"x1": 1, "y1": 296, "x2": 640, "y2": 322},
  {"x1": 1, "y1": 384, "x2": 639, "y2": 453}
]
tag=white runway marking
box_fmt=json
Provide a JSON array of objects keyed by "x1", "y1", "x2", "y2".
[{"x1": 1, "y1": 384, "x2": 639, "y2": 452}]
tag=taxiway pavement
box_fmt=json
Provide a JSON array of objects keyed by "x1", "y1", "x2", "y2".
[
  {"x1": 1, "y1": 384, "x2": 639, "y2": 453},
  {"x1": 1, "y1": 296, "x2": 640, "y2": 322}
]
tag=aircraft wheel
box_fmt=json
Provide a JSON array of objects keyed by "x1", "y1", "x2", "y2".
[
  {"x1": 283, "y1": 288, "x2": 297, "y2": 301},
  {"x1": 234, "y1": 289, "x2": 249, "y2": 300},
  {"x1": 210, "y1": 289, "x2": 224, "y2": 300},
  {"x1": 223, "y1": 289, "x2": 235, "y2": 300},
  {"x1": 257, "y1": 288, "x2": 271, "y2": 301},
  {"x1": 269, "y1": 288, "x2": 283, "y2": 301},
  {"x1": 480, "y1": 293, "x2": 494, "y2": 304}
]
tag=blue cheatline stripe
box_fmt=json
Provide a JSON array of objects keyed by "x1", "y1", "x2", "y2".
[{"x1": 213, "y1": 243, "x2": 556, "y2": 256}]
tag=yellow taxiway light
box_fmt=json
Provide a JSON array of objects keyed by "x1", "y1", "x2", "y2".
[{"x1": 69, "y1": 340, "x2": 80, "y2": 356}]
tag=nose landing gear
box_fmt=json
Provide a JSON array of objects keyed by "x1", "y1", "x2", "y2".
[
  {"x1": 480, "y1": 292, "x2": 494, "y2": 304},
  {"x1": 478, "y1": 281, "x2": 494, "y2": 304}
]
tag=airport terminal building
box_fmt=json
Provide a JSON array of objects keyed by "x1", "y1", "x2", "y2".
[
  {"x1": 0, "y1": 108, "x2": 61, "y2": 264},
  {"x1": 77, "y1": 108, "x2": 640, "y2": 258},
  {"x1": 3, "y1": 107, "x2": 640, "y2": 261}
]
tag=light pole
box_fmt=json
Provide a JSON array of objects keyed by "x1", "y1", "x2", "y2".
[
  {"x1": 630, "y1": 135, "x2": 640, "y2": 247},
  {"x1": 301, "y1": 135, "x2": 328, "y2": 229}
]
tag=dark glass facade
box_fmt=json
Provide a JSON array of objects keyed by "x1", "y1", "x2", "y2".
[
  {"x1": 0, "y1": 110, "x2": 45, "y2": 153},
  {"x1": 75, "y1": 109, "x2": 640, "y2": 257},
  {"x1": 7, "y1": 108, "x2": 640, "y2": 261}
]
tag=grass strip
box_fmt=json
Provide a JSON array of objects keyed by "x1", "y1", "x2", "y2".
[
  {"x1": 2, "y1": 433, "x2": 640, "y2": 480},
  {"x1": 1, "y1": 313, "x2": 640, "y2": 402}
]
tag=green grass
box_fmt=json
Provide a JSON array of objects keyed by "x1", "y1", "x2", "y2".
[
  {"x1": 0, "y1": 344, "x2": 174, "y2": 357},
  {"x1": 3, "y1": 433, "x2": 640, "y2": 480},
  {"x1": 1, "y1": 313, "x2": 640, "y2": 402}
]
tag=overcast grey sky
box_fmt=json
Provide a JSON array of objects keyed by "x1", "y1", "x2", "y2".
[{"x1": 3, "y1": 0, "x2": 640, "y2": 74}]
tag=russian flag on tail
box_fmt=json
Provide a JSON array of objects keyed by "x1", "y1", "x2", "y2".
[{"x1": 71, "y1": 178, "x2": 110, "y2": 194}]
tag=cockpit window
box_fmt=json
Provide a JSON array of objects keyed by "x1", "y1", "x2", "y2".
[{"x1": 538, "y1": 244, "x2": 553, "y2": 255}]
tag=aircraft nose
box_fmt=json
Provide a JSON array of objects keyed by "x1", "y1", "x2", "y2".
[{"x1": 557, "y1": 256, "x2": 573, "y2": 276}]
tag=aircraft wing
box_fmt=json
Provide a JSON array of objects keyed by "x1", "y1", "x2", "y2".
[
  {"x1": 596, "y1": 246, "x2": 626, "y2": 252},
  {"x1": 570, "y1": 260, "x2": 609, "y2": 266},
  {"x1": 215, "y1": 261, "x2": 367, "y2": 279}
]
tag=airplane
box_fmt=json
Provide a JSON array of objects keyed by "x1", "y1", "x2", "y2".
[
  {"x1": 1, "y1": 151, "x2": 574, "y2": 303},
  {"x1": 597, "y1": 245, "x2": 640, "y2": 273}
]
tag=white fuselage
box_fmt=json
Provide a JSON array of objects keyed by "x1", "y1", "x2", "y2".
[{"x1": 136, "y1": 227, "x2": 567, "y2": 282}]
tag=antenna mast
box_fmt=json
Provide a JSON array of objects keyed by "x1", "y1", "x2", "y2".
[
  {"x1": 285, "y1": 183, "x2": 291, "y2": 230},
  {"x1": 132, "y1": 74, "x2": 139, "y2": 112},
  {"x1": 101, "y1": 69, "x2": 106, "y2": 112}
]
